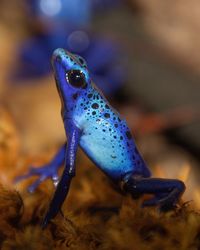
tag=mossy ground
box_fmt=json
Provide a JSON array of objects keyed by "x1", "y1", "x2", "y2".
[
  {"x1": 0, "y1": 155, "x2": 199, "y2": 250},
  {"x1": 0, "y1": 108, "x2": 200, "y2": 250}
]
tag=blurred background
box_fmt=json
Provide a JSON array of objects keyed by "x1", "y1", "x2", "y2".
[{"x1": 0, "y1": 0, "x2": 200, "y2": 207}]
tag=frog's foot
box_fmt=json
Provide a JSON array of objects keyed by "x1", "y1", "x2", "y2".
[
  {"x1": 123, "y1": 177, "x2": 186, "y2": 211},
  {"x1": 14, "y1": 165, "x2": 60, "y2": 193}
]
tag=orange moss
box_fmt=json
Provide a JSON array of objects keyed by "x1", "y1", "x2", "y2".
[
  {"x1": 0, "y1": 107, "x2": 199, "y2": 249},
  {"x1": 0, "y1": 182, "x2": 199, "y2": 250}
]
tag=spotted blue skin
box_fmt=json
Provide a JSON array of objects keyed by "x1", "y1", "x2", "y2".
[{"x1": 16, "y1": 48, "x2": 185, "y2": 228}]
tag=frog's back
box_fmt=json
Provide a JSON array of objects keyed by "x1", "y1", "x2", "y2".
[{"x1": 73, "y1": 86, "x2": 151, "y2": 181}]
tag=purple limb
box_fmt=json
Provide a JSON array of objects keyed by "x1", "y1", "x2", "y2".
[
  {"x1": 123, "y1": 177, "x2": 186, "y2": 211},
  {"x1": 41, "y1": 126, "x2": 81, "y2": 228},
  {"x1": 14, "y1": 144, "x2": 66, "y2": 192}
]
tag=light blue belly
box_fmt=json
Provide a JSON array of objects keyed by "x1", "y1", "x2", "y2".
[{"x1": 79, "y1": 130, "x2": 134, "y2": 181}]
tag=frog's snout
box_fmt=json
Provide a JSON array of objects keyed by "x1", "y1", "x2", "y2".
[
  {"x1": 52, "y1": 48, "x2": 64, "y2": 63},
  {"x1": 52, "y1": 48, "x2": 74, "y2": 68}
]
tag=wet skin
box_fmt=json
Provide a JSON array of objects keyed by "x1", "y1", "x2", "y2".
[{"x1": 16, "y1": 48, "x2": 186, "y2": 228}]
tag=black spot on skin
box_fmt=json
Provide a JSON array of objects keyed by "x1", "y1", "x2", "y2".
[
  {"x1": 72, "y1": 93, "x2": 78, "y2": 100},
  {"x1": 118, "y1": 117, "x2": 121, "y2": 122},
  {"x1": 80, "y1": 103, "x2": 83, "y2": 106},
  {"x1": 88, "y1": 93, "x2": 93, "y2": 98},
  {"x1": 96, "y1": 119, "x2": 100, "y2": 122},
  {"x1": 92, "y1": 111, "x2": 96, "y2": 115},
  {"x1": 132, "y1": 155, "x2": 136, "y2": 160},
  {"x1": 109, "y1": 128, "x2": 112, "y2": 131},
  {"x1": 120, "y1": 136, "x2": 123, "y2": 140},
  {"x1": 79, "y1": 58, "x2": 84, "y2": 64},
  {"x1": 126, "y1": 131, "x2": 132, "y2": 140},
  {"x1": 102, "y1": 129, "x2": 106, "y2": 132},
  {"x1": 105, "y1": 104, "x2": 110, "y2": 109},
  {"x1": 113, "y1": 117, "x2": 116, "y2": 121},
  {"x1": 104, "y1": 113, "x2": 110, "y2": 118},
  {"x1": 135, "y1": 148, "x2": 139, "y2": 154},
  {"x1": 92, "y1": 103, "x2": 99, "y2": 109},
  {"x1": 114, "y1": 124, "x2": 118, "y2": 128},
  {"x1": 84, "y1": 107, "x2": 87, "y2": 110},
  {"x1": 111, "y1": 155, "x2": 117, "y2": 159},
  {"x1": 113, "y1": 136, "x2": 117, "y2": 139}
]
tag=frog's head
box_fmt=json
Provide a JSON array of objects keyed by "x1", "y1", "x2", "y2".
[{"x1": 52, "y1": 48, "x2": 91, "y2": 117}]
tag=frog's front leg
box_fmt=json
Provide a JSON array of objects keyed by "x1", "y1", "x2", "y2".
[
  {"x1": 123, "y1": 176, "x2": 185, "y2": 211},
  {"x1": 41, "y1": 125, "x2": 81, "y2": 228},
  {"x1": 15, "y1": 144, "x2": 66, "y2": 193}
]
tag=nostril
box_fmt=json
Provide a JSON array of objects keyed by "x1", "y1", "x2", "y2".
[
  {"x1": 52, "y1": 48, "x2": 64, "y2": 61},
  {"x1": 51, "y1": 54, "x2": 62, "y2": 65},
  {"x1": 56, "y1": 55, "x2": 62, "y2": 62}
]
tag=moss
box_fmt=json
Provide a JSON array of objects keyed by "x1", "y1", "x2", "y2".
[
  {"x1": 0, "y1": 180, "x2": 199, "y2": 250},
  {"x1": 0, "y1": 108, "x2": 199, "y2": 250}
]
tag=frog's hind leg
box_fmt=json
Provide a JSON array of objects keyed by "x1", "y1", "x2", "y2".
[
  {"x1": 123, "y1": 177, "x2": 185, "y2": 211},
  {"x1": 14, "y1": 143, "x2": 66, "y2": 193}
]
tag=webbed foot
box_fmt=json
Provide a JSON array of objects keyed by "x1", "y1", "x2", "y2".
[
  {"x1": 14, "y1": 164, "x2": 60, "y2": 193},
  {"x1": 14, "y1": 144, "x2": 66, "y2": 193}
]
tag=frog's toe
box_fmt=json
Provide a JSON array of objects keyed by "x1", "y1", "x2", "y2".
[
  {"x1": 27, "y1": 175, "x2": 47, "y2": 193},
  {"x1": 14, "y1": 165, "x2": 60, "y2": 192},
  {"x1": 14, "y1": 166, "x2": 38, "y2": 183},
  {"x1": 159, "y1": 197, "x2": 178, "y2": 212},
  {"x1": 27, "y1": 172, "x2": 59, "y2": 193},
  {"x1": 52, "y1": 173, "x2": 59, "y2": 187}
]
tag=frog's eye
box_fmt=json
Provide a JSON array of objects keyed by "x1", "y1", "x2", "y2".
[{"x1": 66, "y1": 70, "x2": 87, "y2": 88}]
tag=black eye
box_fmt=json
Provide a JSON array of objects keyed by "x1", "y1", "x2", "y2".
[{"x1": 66, "y1": 70, "x2": 87, "y2": 88}]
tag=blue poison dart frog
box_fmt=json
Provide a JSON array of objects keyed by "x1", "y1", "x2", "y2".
[{"x1": 16, "y1": 48, "x2": 186, "y2": 228}]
